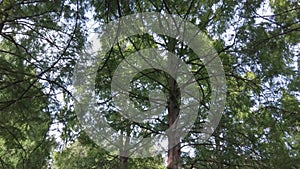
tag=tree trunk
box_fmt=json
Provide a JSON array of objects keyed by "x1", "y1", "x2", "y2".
[
  {"x1": 119, "y1": 119, "x2": 130, "y2": 169},
  {"x1": 0, "y1": 12, "x2": 8, "y2": 34},
  {"x1": 166, "y1": 37, "x2": 181, "y2": 169},
  {"x1": 167, "y1": 79, "x2": 181, "y2": 169},
  {"x1": 120, "y1": 156, "x2": 128, "y2": 169}
]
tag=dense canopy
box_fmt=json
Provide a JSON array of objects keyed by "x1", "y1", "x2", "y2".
[{"x1": 0, "y1": 0, "x2": 299, "y2": 168}]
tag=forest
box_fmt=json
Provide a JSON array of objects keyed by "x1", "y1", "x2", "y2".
[{"x1": 0, "y1": 0, "x2": 299, "y2": 169}]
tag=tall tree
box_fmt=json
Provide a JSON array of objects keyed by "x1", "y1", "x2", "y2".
[
  {"x1": 0, "y1": 0, "x2": 299, "y2": 168},
  {"x1": 90, "y1": 0, "x2": 300, "y2": 168}
]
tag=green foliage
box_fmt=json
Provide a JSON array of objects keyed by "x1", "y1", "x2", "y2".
[
  {"x1": 0, "y1": 0, "x2": 299, "y2": 168},
  {"x1": 0, "y1": 0, "x2": 86, "y2": 168},
  {"x1": 53, "y1": 132, "x2": 165, "y2": 169},
  {"x1": 92, "y1": 0, "x2": 300, "y2": 168},
  {"x1": 0, "y1": 36, "x2": 53, "y2": 169}
]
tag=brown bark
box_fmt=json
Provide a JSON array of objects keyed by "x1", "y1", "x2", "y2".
[
  {"x1": 167, "y1": 79, "x2": 181, "y2": 169},
  {"x1": 166, "y1": 37, "x2": 181, "y2": 169}
]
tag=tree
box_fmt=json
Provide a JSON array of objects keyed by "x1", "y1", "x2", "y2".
[
  {"x1": 53, "y1": 132, "x2": 165, "y2": 169},
  {"x1": 0, "y1": 42, "x2": 52, "y2": 168},
  {"x1": 0, "y1": 0, "x2": 86, "y2": 168},
  {"x1": 89, "y1": 0, "x2": 300, "y2": 168},
  {"x1": 0, "y1": 0, "x2": 299, "y2": 168}
]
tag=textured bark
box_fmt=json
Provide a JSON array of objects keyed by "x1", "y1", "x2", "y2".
[
  {"x1": 166, "y1": 37, "x2": 181, "y2": 169},
  {"x1": 167, "y1": 80, "x2": 181, "y2": 169}
]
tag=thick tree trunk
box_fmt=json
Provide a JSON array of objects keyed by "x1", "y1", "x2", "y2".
[
  {"x1": 167, "y1": 80, "x2": 181, "y2": 169},
  {"x1": 166, "y1": 37, "x2": 181, "y2": 169}
]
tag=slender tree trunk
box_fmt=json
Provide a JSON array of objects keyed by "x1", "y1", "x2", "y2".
[
  {"x1": 0, "y1": 22, "x2": 3, "y2": 34},
  {"x1": 215, "y1": 129, "x2": 223, "y2": 169},
  {"x1": 166, "y1": 38, "x2": 181, "y2": 169},
  {"x1": 0, "y1": 11, "x2": 8, "y2": 35},
  {"x1": 119, "y1": 119, "x2": 129, "y2": 169}
]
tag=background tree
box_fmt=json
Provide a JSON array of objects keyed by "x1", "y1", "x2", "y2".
[
  {"x1": 0, "y1": 0, "x2": 86, "y2": 168},
  {"x1": 53, "y1": 132, "x2": 165, "y2": 169}
]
